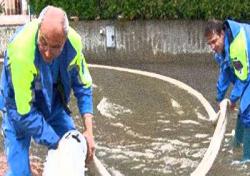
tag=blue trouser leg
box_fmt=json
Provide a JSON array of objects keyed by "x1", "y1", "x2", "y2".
[
  {"x1": 233, "y1": 114, "x2": 244, "y2": 147},
  {"x1": 2, "y1": 114, "x2": 31, "y2": 176},
  {"x1": 239, "y1": 105, "x2": 250, "y2": 161},
  {"x1": 243, "y1": 127, "x2": 250, "y2": 161},
  {"x1": 2, "y1": 108, "x2": 61, "y2": 176},
  {"x1": 2, "y1": 105, "x2": 75, "y2": 176}
]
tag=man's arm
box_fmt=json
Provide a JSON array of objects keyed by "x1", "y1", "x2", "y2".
[
  {"x1": 82, "y1": 113, "x2": 95, "y2": 163},
  {"x1": 229, "y1": 78, "x2": 248, "y2": 110},
  {"x1": 216, "y1": 67, "x2": 231, "y2": 102},
  {"x1": 69, "y1": 28, "x2": 95, "y2": 161},
  {"x1": 71, "y1": 53, "x2": 95, "y2": 162}
]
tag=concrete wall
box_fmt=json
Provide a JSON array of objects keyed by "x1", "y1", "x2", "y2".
[
  {"x1": 0, "y1": 26, "x2": 17, "y2": 55},
  {"x1": 0, "y1": 20, "x2": 212, "y2": 63}
]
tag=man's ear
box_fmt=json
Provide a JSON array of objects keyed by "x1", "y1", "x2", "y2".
[
  {"x1": 218, "y1": 30, "x2": 225, "y2": 40},
  {"x1": 218, "y1": 30, "x2": 224, "y2": 36}
]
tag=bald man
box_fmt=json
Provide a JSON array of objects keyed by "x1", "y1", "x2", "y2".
[{"x1": 0, "y1": 6, "x2": 94, "y2": 175}]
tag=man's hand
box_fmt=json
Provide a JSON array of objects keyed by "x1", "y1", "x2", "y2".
[
  {"x1": 229, "y1": 100, "x2": 236, "y2": 111},
  {"x1": 82, "y1": 113, "x2": 95, "y2": 163},
  {"x1": 83, "y1": 130, "x2": 95, "y2": 163},
  {"x1": 218, "y1": 100, "x2": 236, "y2": 111}
]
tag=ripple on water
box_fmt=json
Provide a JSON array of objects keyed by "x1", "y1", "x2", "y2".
[{"x1": 97, "y1": 97, "x2": 132, "y2": 119}]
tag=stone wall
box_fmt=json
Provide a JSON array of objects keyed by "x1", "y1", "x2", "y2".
[{"x1": 0, "y1": 20, "x2": 212, "y2": 63}]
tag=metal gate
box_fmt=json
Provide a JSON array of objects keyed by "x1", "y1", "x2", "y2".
[{"x1": 0, "y1": 0, "x2": 28, "y2": 15}]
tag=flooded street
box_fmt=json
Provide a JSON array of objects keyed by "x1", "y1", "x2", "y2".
[
  {"x1": 86, "y1": 66, "x2": 250, "y2": 176},
  {"x1": 87, "y1": 67, "x2": 211, "y2": 176},
  {"x1": 0, "y1": 62, "x2": 250, "y2": 175},
  {"x1": 1, "y1": 17, "x2": 250, "y2": 175}
]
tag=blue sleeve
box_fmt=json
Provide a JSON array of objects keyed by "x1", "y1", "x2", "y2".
[
  {"x1": 216, "y1": 67, "x2": 231, "y2": 102},
  {"x1": 214, "y1": 53, "x2": 222, "y2": 65},
  {"x1": 11, "y1": 106, "x2": 59, "y2": 149},
  {"x1": 230, "y1": 79, "x2": 247, "y2": 103},
  {"x1": 71, "y1": 68, "x2": 93, "y2": 115}
]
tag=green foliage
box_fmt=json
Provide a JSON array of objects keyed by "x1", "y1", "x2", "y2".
[
  {"x1": 29, "y1": 0, "x2": 98, "y2": 20},
  {"x1": 0, "y1": 0, "x2": 3, "y2": 14},
  {"x1": 29, "y1": 0, "x2": 250, "y2": 20},
  {"x1": 98, "y1": 0, "x2": 121, "y2": 19}
]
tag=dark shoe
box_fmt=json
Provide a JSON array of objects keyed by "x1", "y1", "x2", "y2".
[{"x1": 242, "y1": 128, "x2": 250, "y2": 161}]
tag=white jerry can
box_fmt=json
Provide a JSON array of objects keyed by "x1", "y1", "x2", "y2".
[{"x1": 43, "y1": 130, "x2": 87, "y2": 176}]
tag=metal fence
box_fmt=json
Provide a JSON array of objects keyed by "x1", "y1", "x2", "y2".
[{"x1": 0, "y1": 0, "x2": 28, "y2": 15}]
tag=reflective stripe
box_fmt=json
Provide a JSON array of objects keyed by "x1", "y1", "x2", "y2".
[
  {"x1": 7, "y1": 21, "x2": 38, "y2": 115},
  {"x1": 68, "y1": 27, "x2": 92, "y2": 88},
  {"x1": 230, "y1": 28, "x2": 249, "y2": 81}
]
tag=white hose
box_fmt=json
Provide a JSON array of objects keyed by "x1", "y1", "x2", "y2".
[
  {"x1": 191, "y1": 99, "x2": 229, "y2": 176},
  {"x1": 87, "y1": 156, "x2": 111, "y2": 176}
]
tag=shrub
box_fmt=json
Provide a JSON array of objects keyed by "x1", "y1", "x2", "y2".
[{"x1": 29, "y1": 0, "x2": 250, "y2": 20}]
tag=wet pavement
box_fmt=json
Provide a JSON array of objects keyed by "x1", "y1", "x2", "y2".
[
  {"x1": 90, "y1": 54, "x2": 219, "y2": 109},
  {"x1": 0, "y1": 55, "x2": 250, "y2": 175},
  {"x1": 89, "y1": 66, "x2": 211, "y2": 175},
  {"x1": 89, "y1": 55, "x2": 250, "y2": 176}
]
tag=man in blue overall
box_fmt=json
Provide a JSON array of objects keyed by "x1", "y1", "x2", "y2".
[
  {"x1": 0, "y1": 6, "x2": 95, "y2": 175},
  {"x1": 204, "y1": 19, "x2": 250, "y2": 163}
]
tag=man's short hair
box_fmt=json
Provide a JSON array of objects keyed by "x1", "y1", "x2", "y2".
[
  {"x1": 38, "y1": 5, "x2": 69, "y2": 36},
  {"x1": 204, "y1": 19, "x2": 224, "y2": 38}
]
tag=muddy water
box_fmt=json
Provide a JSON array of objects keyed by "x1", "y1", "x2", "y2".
[
  {"x1": 85, "y1": 67, "x2": 212, "y2": 176},
  {"x1": 0, "y1": 66, "x2": 250, "y2": 175},
  {"x1": 87, "y1": 67, "x2": 250, "y2": 176}
]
